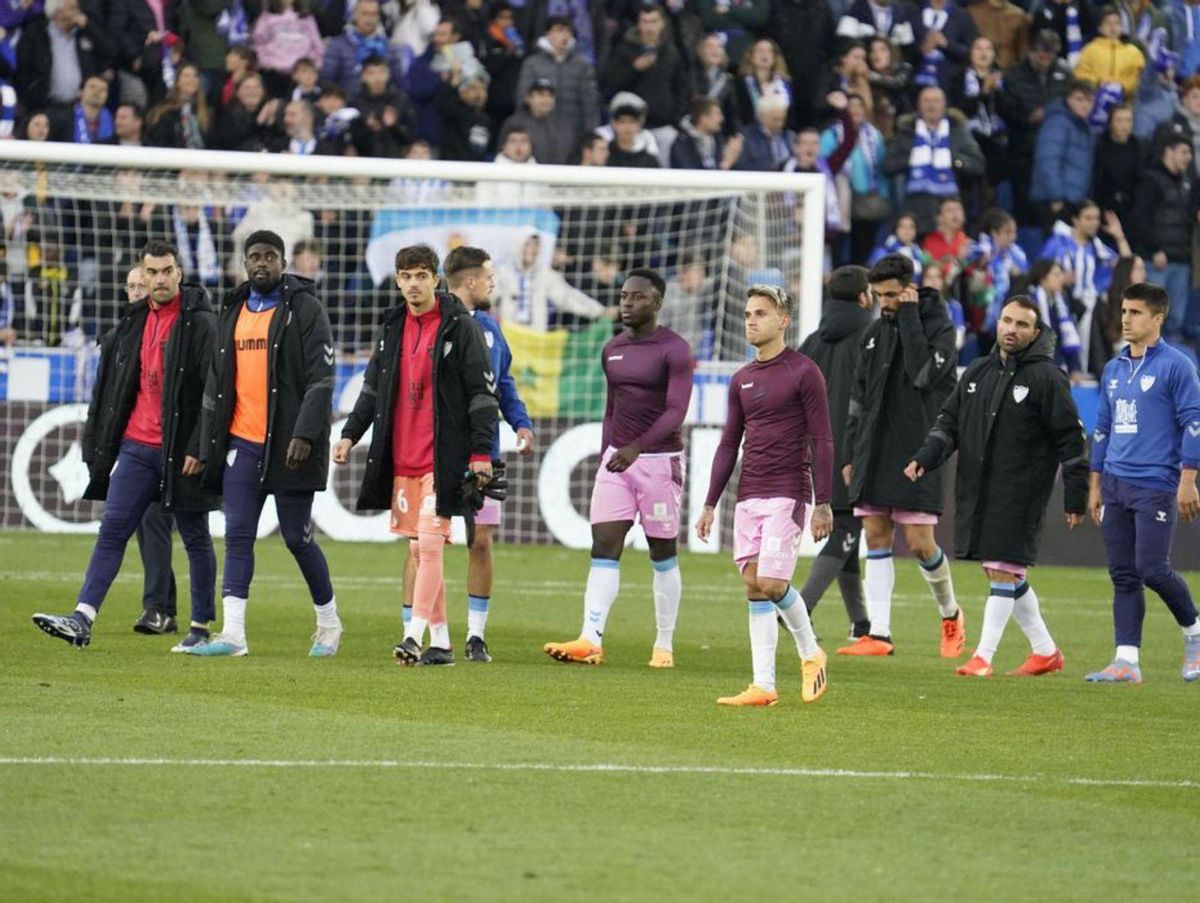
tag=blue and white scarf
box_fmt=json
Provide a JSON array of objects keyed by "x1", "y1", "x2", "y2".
[
  {"x1": 871, "y1": 234, "x2": 925, "y2": 282},
  {"x1": 73, "y1": 103, "x2": 113, "y2": 144},
  {"x1": 742, "y1": 75, "x2": 793, "y2": 114},
  {"x1": 216, "y1": 0, "x2": 249, "y2": 47},
  {"x1": 1039, "y1": 220, "x2": 1117, "y2": 305},
  {"x1": 906, "y1": 117, "x2": 955, "y2": 195},
  {"x1": 975, "y1": 232, "x2": 1029, "y2": 328},
  {"x1": 963, "y1": 69, "x2": 1005, "y2": 136},
  {"x1": 916, "y1": 5, "x2": 948, "y2": 87},
  {"x1": 1065, "y1": 4, "x2": 1084, "y2": 65},
  {"x1": 1033, "y1": 284, "x2": 1083, "y2": 372},
  {"x1": 173, "y1": 208, "x2": 219, "y2": 286},
  {"x1": 0, "y1": 80, "x2": 15, "y2": 140},
  {"x1": 1181, "y1": 3, "x2": 1200, "y2": 77},
  {"x1": 346, "y1": 24, "x2": 389, "y2": 76},
  {"x1": 1089, "y1": 82, "x2": 1125, "y2": 130}
]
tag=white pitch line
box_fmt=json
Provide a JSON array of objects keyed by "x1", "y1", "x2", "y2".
[{"x1": 0, "y1": 757, "x2": 1194, "y2": 790}]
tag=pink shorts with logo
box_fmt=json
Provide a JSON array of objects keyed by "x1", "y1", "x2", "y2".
[
  {"x1": 733, "y1": 497, "x2": 808, "y2": 581},
  {"x1": 853, "y1": 504, "x2": 939, "y2": 525},
  {"x1": 589, "y1": 448, "x2": 685, "y2": 539},
  {"x1": 982, "y1": 560, "x2": 1027, "y2": 581},
  {"x1": 475, "y1": 496, "x2": 502, "y2": 527}
]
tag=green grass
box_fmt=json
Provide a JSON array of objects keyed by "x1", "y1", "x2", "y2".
[{"x1": 0, "y1": 532, "x2": 1196, "y2": 901}]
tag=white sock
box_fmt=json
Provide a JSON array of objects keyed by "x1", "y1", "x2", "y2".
[
  {"x1": 651, "y1": 557, "x2": 681, "y2": 652},
  {"x1": 430, "y1": 621, "x2": 450, "y2": 649},
  {"x1": 920, "y1": 548, "x2": 959, "y2": 618},
  {"x1": 1116, "y1": 644, "x2": 1140, "y2": 665},
  {"x1": 865, "y1": 551, "x2": 895, "y2": 638},
  {"x1": 1183, "y1": 619, "x2": 1200, "y2": 638},
  {"x1": 581, "y1": 558, "x2": 620, "y2": 646},
  {"x1": 74, "y1": 603, "x2": 97, "y2": 623},
  {"x1": 1012, "y1": 582, "x2": 1056, "y2": 656},
  {"x1": 775, "y1": 585, "x2": 819, "y2": 658},
  {"x1": 977, "y1": 583, "x2": 1016, "y2": 664},
  {"x1": 467, "y1": 595, "x2": 489, "y2": 640},
  {"x1": 314, "y1": 596, "x2": 340, "y2": 629},
  {"x1": 221, "y1": 595, "x2": 247, "y2": 642},
  {"x1": 748, "y1": 600, "x2": 778, "y2": 691},
  {"x1": 407, "y1": 615, "x2": 428, "y2": 645}
]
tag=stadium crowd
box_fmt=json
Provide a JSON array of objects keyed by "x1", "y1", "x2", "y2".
[{"x1": 5, "y1": 0, "x2": 1200, "y2": 377}]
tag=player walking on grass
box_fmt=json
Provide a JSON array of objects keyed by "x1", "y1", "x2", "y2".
[
  {"x1": 335, "y1": 245, "x2": 498, "y2": 666},
  {"x1": 906, "y1": 296, "x2": 1087, "y2": 677},
  {"x1": 837, "y1": 254, "x2": 965, "y2": 659},
  {"x1": 544, "y1": 269, "x2": 693, "y2": 667},
  {"x1": 1085, "y1": 282, "x2": 1200, "y2": 684},
  {"x1": 189, "y1": 231, "x2": 341, "y2": 658},
  {"x1": 797, "y1": 265, "x2": 873, "y2": 640},
  {"x1": 697, "y1": 285, "x2": 834, "y2": 706},
  {"x1": 33, "y1": 241, "x2": 220, "y2": 651},
  {"x1": 394, "y1": 246, "x2": 535, "y2": 662}
]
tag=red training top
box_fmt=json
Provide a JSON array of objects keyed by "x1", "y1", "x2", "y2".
[
  {"x1": 392, "y1": 307, "x2": 441, "y2": 476},
  {"x1": 124, "y1": 294, "x2": 181, "y2": 448}
]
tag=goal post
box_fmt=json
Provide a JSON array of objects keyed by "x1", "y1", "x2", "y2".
[{"x1": 0, "y1": 142, "x2": 826, "y2": 552}]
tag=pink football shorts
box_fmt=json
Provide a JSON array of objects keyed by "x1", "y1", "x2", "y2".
[
  {"x1": 982, "y1": 560, "x2": 1027, "y2": 581},
  {"x1": 475, "y1": 495, "x2": 502, "y2": 527},
  {"x1": 589, "y1": 448, "x2": 685, "y2": 539},
  {"x1": 853, "y1": 504, "x2": 939, "y2": 525},
  {"x1": 733, "y1": 497, "x2": 808, "y2": 581}
]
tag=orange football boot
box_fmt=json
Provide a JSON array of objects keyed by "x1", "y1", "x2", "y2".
[
  {"x1": 955, "y1": 654, "x2": 993, "y2": 677},
  {"x1": 836, "y1": 635, "x2": 895, "y2": 656},
  {"x1": 717, "y1": 685, "x2": 779, "y2": 706},
  {"x1": 940, "y1": 609, "x2": 967, "y2": 658},
  {"x1": 543, "y1": 637, "x2": 604, "y2": 664},
  {"x1": 1006, "y1": 649, "x2": 1064, "y2": 677}
]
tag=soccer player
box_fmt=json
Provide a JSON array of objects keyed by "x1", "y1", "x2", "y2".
[
  {"x1": 906, "y1": 296, "x2": 1087, "y2": 677},
  {"x1": 797, "y1": 265, "x2": 873, "y2": 639},
  {"x1": 33, "y1": 241, "x2": 219, "y2": 650},
  {"x1": 190, "y1": 231, "x2": 341, "y2": 658},
  {"x1": 543, "y1": 268, "x2": 693, "y2": 667},
  {"x1": 1085, "y1": 282, "x2": 1200, "y2": 683},
  {"x1": 334, "y1": 245, "x2": 498, "y2": 666},
  {"x1": 837, "y1": 253, "x2": 964, "y2": 658},
  {"x1": 696, "y1": 285, "x2": 833, "y2": 706}
]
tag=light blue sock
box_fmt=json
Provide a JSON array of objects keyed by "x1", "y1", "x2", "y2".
[{"x1": 468, "y1": 594, "x2": 490, "y2": 640}]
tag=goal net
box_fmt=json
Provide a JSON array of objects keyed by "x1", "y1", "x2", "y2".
[{"x1": 0, "y1": 143, "x2": 825, "y2": 553}]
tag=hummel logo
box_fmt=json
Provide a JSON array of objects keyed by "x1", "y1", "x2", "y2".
[
  {"x1": 608, "y1": 355, "x2": 624, "y2": 362},
  {"x1": 842, "y1": 534, "x2": 856, "y2": 554},
  {"x1": 1108, "y1": 379, "x2": 1118, "y2": 391},
  {"x1": 1156, "y1": 511, "x2": 1168, "y2": 523},
  {"x1": 1189, "y1": 422, "x2": 1200, "y2": 438},
  {"x1": 443, "y1": 342, "x2": 453, "y2": 358},
  {"x1": 934, "y1": 352, "x2": 946, "y2": 366},
  {"x1": 866, "y1": 338, "x2": 876, "y2": 350},
  {"x1": 966, "y1": 382, "x2": 977, "y2": 394},
  {"x1": 741, "y1": 382, "x2": 754, "y2": 390}
]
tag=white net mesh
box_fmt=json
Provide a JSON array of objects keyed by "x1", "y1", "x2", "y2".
[{"x1": 0, "y1": 145, "x2": 824, "y2": 550}]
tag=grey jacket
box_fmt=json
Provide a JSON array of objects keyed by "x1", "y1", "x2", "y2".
[{"x1": 515, "y1": 37, "x2": 601, "y2": 141}]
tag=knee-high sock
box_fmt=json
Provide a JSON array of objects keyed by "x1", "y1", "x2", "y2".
[
  {"x1": 865, "y1": 549, "x2": 895, "y2": 638},
  {"x1": 775, "y1": 585, "x2": 819, "y2": 658},
  {"x1": 581, "y1": 558, "x2": 620, "y2": 646},
  {"x1": 467, "y1": 595, "x2": 489, "y2": 640},
  {"x1": 919, "y1": 548, "x2": 959, "y2": 618},
  {"x1": 651, "y1": 557, "x2": 681, "y2": 651},
  {"x1": 414, "y1": 532, "x2": 448, "y2": 647},
  {"x1": 220, "y1": 595, "x2": 247, "y2": 642},
  {"x1": 748, "y1": 600, "x2": 778, "y2": 691},
  {"x1": 977, "y1": 581, "x2": 1016, "y2": 663},
  {"x1": 1012, "y1": 581, "x2": 1056, "y2": 656}
]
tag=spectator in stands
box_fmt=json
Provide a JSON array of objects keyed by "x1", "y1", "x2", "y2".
[
  {"x1": 1037, "y1": 199, "x2": 1130, "y2": 374},
  {"x1": 114, "y1": 102, "x2": 145, "y2": 146},
  {"x1": 947, "y1": 35, "x2": 1008, "y2": 209},
  {"x1": 1030, "y1": 0, "x2": 1095, "y2": 65},
  {"x1": 670, "y1": 96, "x2": 743, "y2": 170},
  {"x1": 1130, "y1": 134, "x2": 1193, "y2": 336},
  {"x1": 998, "y1": 29, "x2": 1071, "y2": 227},
  {"x1": 476, "y1": 125, "x2": 538, "y2": 203},
  {"x1": 1175, "y1": 0, "x2": 1200, "y2": 79},
  {"x1": 967, "y1": 0, "x2": 1030, "y2": 70},
  {"x1": 493, "y1": 228, "x2": 608, "y2": 331},
  {"x1": 602, "y1": 3, "x2": 688, "y2": 151},
  {"x1": 822, "y1": 92, "x2": 891, "y2": 263},
  {"x1": 21, "y1": 111, "x2": 52, "y2": 141},
  {"x1": 110, "y1": 0, "x2": 173, "y2": 107},
  {"x1": 15, "y1": 0, "x2": 114, "y2": 113},
  {"x1": 321, "y1": 0, "x2": 403, "y2": 97},
  {"x1": 691, "y1": 33, "x2": 740, "y2": 134},
  {"x1": 785, "y1": 126, "x2": 851, "y2": 248},
  {"x1": 1093, "y1": 103, "x2": 1141, "y2": 226},
  {"x1": 252, "y1": 0, "x2": 326, "y2": 98},
  {"x1": 480, "y1": 1, "x2": 525, "y2": 124},
  {"x1": 221, "y1": 46, "x2": 257, "y2": 109},
  {"x1": 438, "y1": 70, "x2": 493, "y2": 162},
  {"x1": 660, "y1": 252, "x2": 715, "y2": 356},
  {"x1": 174, "y1": 0, "x2": 232, "y2": 103},
  {"x1": 974, "y1": 206, "x2": 1029, "y2": 330},
  {"x1": 515, "y1": 0, "x2": 606, "y2": 68},
  {"x1": 737, "y1": 93, "x2": 793, "y2": 171},
  {"x1": 502, "y1": 78, "x2": 572, "y2": 165},
  {"x1": 1030, "y1": 78, "x2": 1096, "y2": 226},
  {"x1": 1133, "y1": 46, "x2": 1178, "y2": 142},
  {"x1": 406, "y1": 16, "x2": 478, "y2": 146},
  {"x1": 1117, "y1": 0, "x2": 1172, "y2": 50},
  {"x1": 572, "y1": 244, "x2": 624, "y2": 323},
  {"x1": 735, "y1": 38, "x2": 793, "y2": 128},
  {"x1": 289, "y1": 238, "x2": 323, "y2": 283},
  {"x1": 698, "y1": 0, "x2": 769, "y2": 65},
  {"x1": 607, "y1": 95, "x2": 660, "y2": 168},
  {"x1": 515, "y1": 16, "x2": 600, "y2": 144},
  {"x1": 354, "y1": 54, "x2": 416, "y2": 157},
  {"x1": 817, "y1": 40, "x2": 875, "y2": 125},
  {"x1": 1153, "y1": 74, "x2": 1200, "y2": 164},
  {"x1": 1027, "y1": 257, "x2": 1086, "y2": 377},
  {"x1": 866, "y1": 35, "x2": 914, "y2": 135},
  {"x1": 48, "y1": 73, "x2": 110, "y2": 143},
  {"x1": 914, "y1": 0, "x2": 978, "y2": 91},
  {"x1": 1100, "y1": 251, "x2": 1144, "y2": 349},
  {"x1": 314, "y1": 83, "x2": 360, "y2": 151},
  {"x1": 576, "y1": 129, "x2": 609, "y2": 166},
  {"x1": 172, "y1": 201, "x2": 222, "y2": 289},
  {"x1": 145, "y1": 63, "x2": 210, "y2": 149},
  {"x1": 213, "y1": 71, "x2": 283, "y2": 150},
  {"x1": 282, "y1": 98, "x2": 318, "y2": 154},
  {"x1": 837, "y1": 0, "x2": 925, "y2": 66},
  {"x1": 290, "y1": 57, "x2": 322, "y2": 104},
  {"x1": 883, "y1": 85, "x2": 985, "y2": 232},
  {"x1": 922, "y1": 195, "x2": 972, "y2": 289},
  {"x1": 1075, "y1": 6, "x2": 1144, "y2": 108}
]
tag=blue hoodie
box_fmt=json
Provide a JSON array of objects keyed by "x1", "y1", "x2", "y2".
[
  {"x1": 1091, "y1": 339, "x2": 1200, "y2": 492},
  {"x1": 1030, "y1": 98, "x2": 1095, "y2": 204},
  {"x1": 471, "y1": 308, "x2": 533, "y2": 458}
]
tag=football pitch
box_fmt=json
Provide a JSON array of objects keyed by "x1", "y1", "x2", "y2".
[{"x1": 1, "y1": 532, "x2": 1196, "y2": 901}]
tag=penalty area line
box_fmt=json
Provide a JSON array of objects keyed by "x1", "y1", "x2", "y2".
[{"x1": 0, "y1": 757, "x2": 1195, "y2": 790}]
